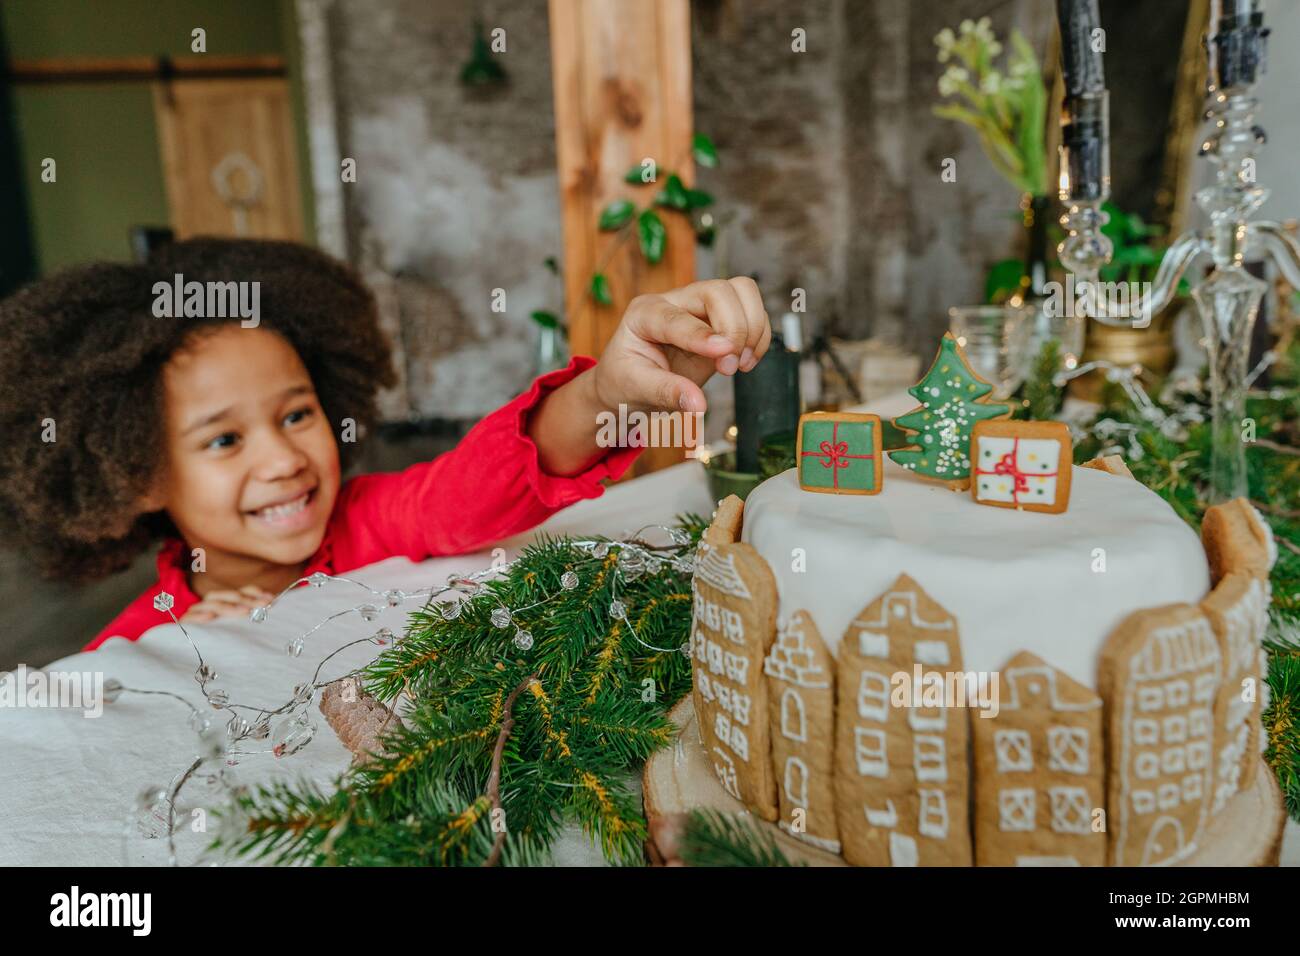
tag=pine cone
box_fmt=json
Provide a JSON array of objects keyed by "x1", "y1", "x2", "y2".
[{"x1": 319, "y1": 677, "x2": 404, "y2": 765}]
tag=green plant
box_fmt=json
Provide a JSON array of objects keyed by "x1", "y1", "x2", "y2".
[
  {"x1": 933, "y1": 18, "x2": 1048, "y2": 197},
  {"x1": 589, "y1": 133, "x2": 719, "y2": 305}
]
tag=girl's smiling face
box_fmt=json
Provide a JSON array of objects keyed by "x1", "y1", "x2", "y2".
[{"x1": 152, "y1": 325, "x2": 341, "y2": 586}]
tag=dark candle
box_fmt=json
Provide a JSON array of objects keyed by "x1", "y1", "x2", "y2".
[
  {"x1": 1208, "y1": 0, "x2": 1268, "y2": 91},
  {"x1": 1056, "y1": 0, "x2": 1105, "y2": 97}
]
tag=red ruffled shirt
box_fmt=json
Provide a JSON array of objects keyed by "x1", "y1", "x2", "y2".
[{"x1": 84, "y1": 356, "x2": 640, "y2": 651}]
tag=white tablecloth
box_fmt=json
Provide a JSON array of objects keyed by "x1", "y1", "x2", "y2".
[
  {"x1": 0, "y1": 461, "x2": 716, "y2": 867},
  {"x1": 4, "y1": 442, "x2": 1296, "y2": 867}
]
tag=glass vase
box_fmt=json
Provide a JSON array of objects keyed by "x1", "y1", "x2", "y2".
[
  {"x1": 1190, "y1": 265, "x2": 1267, "y2": 503},
  {"x1": 1014, "y1": 193, "x2": 1086, "y2": 376}
]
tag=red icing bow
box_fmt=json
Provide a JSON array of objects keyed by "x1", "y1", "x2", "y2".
[{"x1": 816, "y1": 440, "x2": 851, "y2": 469}]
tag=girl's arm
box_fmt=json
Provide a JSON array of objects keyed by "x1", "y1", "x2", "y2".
[{"x1": 327, "y1": 279, "x2": 771, "y2": 567}]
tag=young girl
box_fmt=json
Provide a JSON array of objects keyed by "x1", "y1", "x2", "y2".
[{"x1": 0, "y1": 239, "x2": 770, "y2": 650}]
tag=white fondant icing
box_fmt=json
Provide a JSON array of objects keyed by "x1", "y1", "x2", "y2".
[{"x1": 741, "y1": 464, "x2": 1210, "y2": 690}]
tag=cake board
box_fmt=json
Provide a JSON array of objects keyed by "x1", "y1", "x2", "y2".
[{"x1": 643, "y1": 695, "x2": 1286, "y2": 867}]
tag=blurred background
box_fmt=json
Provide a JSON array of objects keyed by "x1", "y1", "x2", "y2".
[{"x1": 2, "y1": 0, "x2": 1298, "y2": 665}]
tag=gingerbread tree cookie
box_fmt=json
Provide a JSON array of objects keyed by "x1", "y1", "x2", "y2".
[
  {"x1": 972, "y1": 651, "x2": 1104, "y2": 866},
  {"x1": 889, "y1": 333, "x2": 1011, "y2": 489},
  {"x1": 764, "y1": 610, "x2": 839, "y2": 852},
  {"x1": 833, "y1": 573, "x2": 971, "y2": 866},
  {"x1": 690, "y1": 540, "x2": 780, "y2": 821},
  {"x1": 1099, "y1": 603, "x2": 1222, "y2": 866},
  {"x1": 1202, "y1": 572, "x2": 1271, "y2": 810}
]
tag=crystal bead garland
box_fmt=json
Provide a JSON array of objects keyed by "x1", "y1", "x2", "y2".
[
  {"x1": 271, "y1": 715, "x2": 315, "y2": 758},
  {"x1": 560, "y1": 570, "x2": 579, "y2": 590},
  {"x1": 512, "y1": 628, "x2": 534, "y2": 651},
  {"x1": 102, "y1": 678, "x2": 124, "y2": 704},
  {"x1": 384, "y1": 589, "x2": 404, "y2": 607},
  {"x1": 490, "y1": 606, "x2": 512, "y2": 628},
  {"x1": 358, "y1": 604, "x2": 381, "y2": 622},
  {"x1": 439, "y1": 600, "x2": 463, "y2": 621}
]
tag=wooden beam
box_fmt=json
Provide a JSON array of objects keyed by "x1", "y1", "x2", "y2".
[{"x1": 549, "y1": 0, "x2": 696, "y2": 476}]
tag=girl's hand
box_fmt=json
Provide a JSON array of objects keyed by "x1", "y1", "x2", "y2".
[
  {"x1": 181, "y1": 585, "x2": 274, "y2": 624},
  {"x1": 591, "y1": 277, "x2": 772, "y2": 415}
]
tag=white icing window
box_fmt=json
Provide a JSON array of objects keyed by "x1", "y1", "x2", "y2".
[
  {"x1": 1165, "y1": 679, "x2": 1190, "y2": 708},
  {"x1": 730, "y1": 690, "x2": 752, "y2": 727},
  {"x1": 707, "y1": 641, "x2": 725, "y2": 676},
  {"x1": 721, "y1": 608, "x2": 745, "y2": 645},
  {"x1": 723, "y1": 651, "x2": 749, "y2": 683},
  {"x1": 715, "y1": 683, "x2": 731, "y2": 713},
  {"x1": 1189, "y1": 707, "x2": 1211, "y2": 738},
  {"x1": 918, "y1": 788, "x2": 949, "y2": 838},
  {"x1": 1131, "y1": 789, "x2": 1156, "y2": 815},
  {"x1": 713, "y1": 711, "x2": 731, "y2": 745},
  {"x1": 889, "y1": 832, "x2": 918, "y2": 867},
  {"x1": 1182, "y1": 773, "x2": 1203, "y2": 803},
  {"x1": 914, "y1": 640, "x2": 950, "y2": 666},
  {"x1": 1048, "y1": 786, "x2": 1090, "y2": 834},
  {"x1": 914, "y1": 735, "x2": 947, "y2": 782},
  {"x1": 784, "y1": 756, "x2": 809, "y2": 809},
  {"x1": 854, "y1": 728, "x2": 889, "y2": 778},
  {"x1": 1161, "y1": 715, "x2": 1188, "y2": 743},
  {"x1": 780, "y1": 688, "x2": 806, "y2": 742},
  {"x1": 908, "y1": 705, "x2": 947, "y2": 732},
  {"x1": 1156, "y1": 782, "x2": 1181, "y2": 811},
  {"x1": 730, "y1": 725, "x2": 750, "y2": 762},
  {"x1": 1134, "y1": 752, "x2": 1159, "y2": 780},
  {"x1": 859, "y1": 630, "x2": 889, "y2": 659},
  {"x1": 1137, "y1": 686, "x2": 1164, "y2": 712},
  {"x1": 1133, "y1": 718, "x2": 1159, "y2": 745},
  {"x1": 864, "y1": 800, "x2": 898, "y2": 827},
  {"x1": 994, "y1": 729, "x2": 1033, "y2": 773},
  {"x1": 998, "y1": 788, "x2": 1036, "y2": 832},
  {"x1": 1047, "y1": 726, "x2": 1089, "y2": 774},
  {"x1": 696, "y1": 672, "x2": 714, "y2": 701},
  {"x1": 704, "y1": 600, "x2": 721, "y2": 631},
  {"x1": 1160, "y1": 746, "x2": 1186, "y2": 775},
  {"x1": 857, "y1": 671, "x2": 890, "y2": 722}
]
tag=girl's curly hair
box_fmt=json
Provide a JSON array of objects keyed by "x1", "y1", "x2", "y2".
[{"x1": 0, "y1": 238, "x2": 396, "y2": 582}]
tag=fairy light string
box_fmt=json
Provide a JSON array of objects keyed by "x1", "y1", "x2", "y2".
[{"x1": 109, "y1": 525, "x2": 698, "y2": 866}]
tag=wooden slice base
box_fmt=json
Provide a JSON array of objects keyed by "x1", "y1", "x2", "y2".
[{"x1": 644, "y1": 696, "x2": 1286, "y2": 867}]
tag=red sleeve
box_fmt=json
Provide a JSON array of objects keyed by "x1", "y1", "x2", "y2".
[{"x1": 326, "y1": 356, "x2": 642, "y2": 568}]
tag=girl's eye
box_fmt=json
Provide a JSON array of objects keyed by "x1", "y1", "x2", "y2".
[
  {"x1": 206, "y1": 432, "x2": 239, "y2": 451},
  {"x1": 284, "y1": 407, "x2": 314, "y2": 426}
]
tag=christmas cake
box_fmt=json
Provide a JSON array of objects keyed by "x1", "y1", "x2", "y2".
[{"x1": 681, "y1": 461, "x2": 1280, "y2": 866}]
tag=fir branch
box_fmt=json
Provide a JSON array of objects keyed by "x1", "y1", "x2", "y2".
[
  {"x1": 679, "y1": 809, "x2": 799, "y2": 867},
  {"x1": 484, "y1": 673, "x2": 537, "y2": 866}
]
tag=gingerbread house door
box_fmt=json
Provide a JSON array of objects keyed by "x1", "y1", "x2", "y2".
[{"x1": 153, "y1": 78, "x2": 304, "y2": 240}]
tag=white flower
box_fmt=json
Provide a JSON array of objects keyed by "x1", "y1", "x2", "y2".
[
  {"x1": 935, "y1": 27, "x2": 955, "y2": 50},
  {"x1": 987, "y1": 40, "x2": 1003, "y2": 58},
  {"x1": 980, "y1": 71, "x2": 1001, "y2": 94},
  {"x1": 947, "y1": 66, "x2": 969, "y2": 83},
  {"x1": 975, "y1": 17, "x2": 994, "y2": 41},
  {"x1": 939, "y1": 74, "x2": 957, "y2": 96},
  {"x1": 960, "y1": 19, "x2": 975, "y2": 35},
  {"x1": 1011, "y1": 59, "x2": 1034, "y2": 77}
]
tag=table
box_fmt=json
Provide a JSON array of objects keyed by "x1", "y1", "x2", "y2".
[
  {"x1": 2, "y1": 448, "x2": 1296, "y2": 867},
  {"x1": 0, "y1": 460, "x2": 715, "y2": 867}
]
